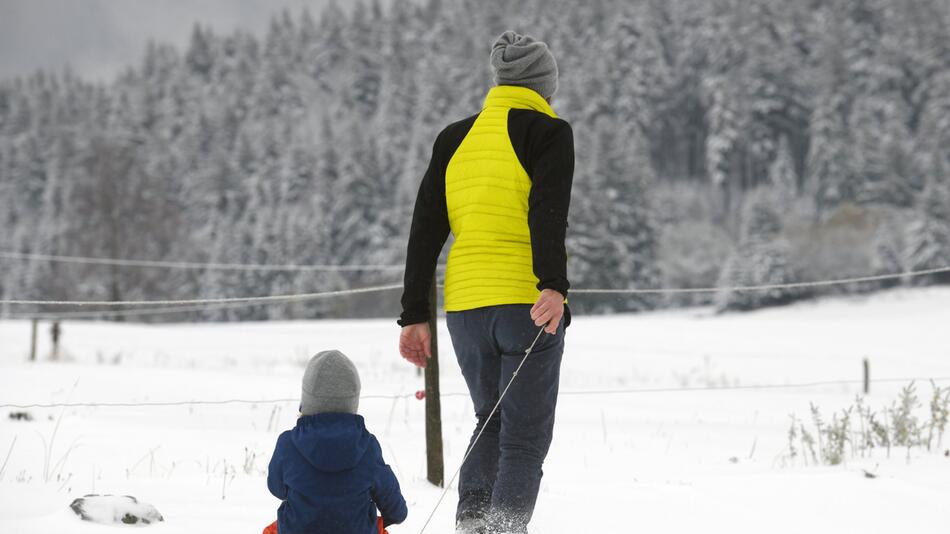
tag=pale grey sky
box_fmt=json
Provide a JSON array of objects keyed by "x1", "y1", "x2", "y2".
[{"x1": 0, "y1": 0, "x2": 352, "y2": 82}]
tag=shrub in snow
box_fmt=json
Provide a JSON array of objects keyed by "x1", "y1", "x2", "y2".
[
  {"x1": 69, "y1": 494, "x2": 164, "y2": 526},
  {"x1": 927, "y1": 382, "x2": 950, "y2": 450},
  {"x1": 808, "y1": 402, "x2": 851, "y2": 466},
  {"x1": 787, "y1": 381, "x2": 950, "y2": 466},
  {"x1": 889, "y1": 383, "x2": 922, "y2": 452}
]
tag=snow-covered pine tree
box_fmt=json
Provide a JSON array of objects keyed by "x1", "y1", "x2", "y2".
[
  {"x1": 905, "y1": 178, "x2": 950, "y2": 285},
  {"x1": 848, "y1": 96, "x2": 918, "y2": 209},
  {"x1": 185, "y1": 24, "x2": 215, "y2": 80},
  {"x1": 806, "y1": 90, "x2": 856, "y2": 220},
  {"x1": 569, "y1": 117, "x2": 661, "y2": 313},
  {"x1": 867, "y1": 220, "x2": 905, "y2": 290},
  {"x1": 716, "y1": 149, "x2": 808, "y2": 311}
]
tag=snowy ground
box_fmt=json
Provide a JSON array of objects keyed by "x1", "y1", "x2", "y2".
[{"x1": 1, "y1": 287, "x2": 949, "y2": 533}]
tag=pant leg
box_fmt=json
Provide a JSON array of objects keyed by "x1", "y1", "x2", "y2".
[
  {"x1": 447, "y1": 308, "x2": 503, "y2": 523},
  {"x1": 488, "y1": 305, "x2": 565, "y2": 533}
]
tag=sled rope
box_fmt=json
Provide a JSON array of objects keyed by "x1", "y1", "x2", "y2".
[{"x1": 418, "y1": 326, "x2": 547, "y2": 534}]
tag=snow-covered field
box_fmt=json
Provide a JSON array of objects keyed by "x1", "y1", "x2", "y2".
[{"x1": 1, "y1": 288, "x2": 949, "y2": 533}]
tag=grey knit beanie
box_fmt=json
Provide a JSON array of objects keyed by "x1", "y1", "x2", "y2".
[
  {"x1": 300, "y1": 350, "x2": 361, "y2": 416},
  {"x1": 490, "y1": 31, "x2": 558, "y2": 99}
]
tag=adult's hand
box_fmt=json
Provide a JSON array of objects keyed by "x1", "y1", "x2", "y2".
[
  {"x1": 530, "y1": 289, "x2": 564, "y2": 335},
  {"x1": 399, "y1": 323, "x2": 431, "y2": 368}
]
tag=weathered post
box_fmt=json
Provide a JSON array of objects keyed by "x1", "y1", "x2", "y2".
[
  {"x1": 30, "y1": 319, "x2": 38, "y2": 362},
  {"x1": 863, "y1": 358, "x2": 870, "y2": 395},
  {"x1": 51, "y1": 321, "x2": 61, "y2": 361},
  {"x1": 425, "y1": 278, "x2": 444, "y2": 487}
]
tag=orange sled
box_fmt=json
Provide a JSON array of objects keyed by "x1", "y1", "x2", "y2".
[{"x1": 263, "y1": 517, "x2": 389, "y2": 534}]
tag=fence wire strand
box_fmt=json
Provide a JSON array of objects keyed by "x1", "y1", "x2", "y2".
[
  {"x1": 2, "y1": 376, "x2": 947, "y2": 410},
  {"x1": 0, "y1": 250, "x2": 411, "y2": 273},
  {"x1": 5, "y1": 295, "x2": 375, "y2": 321},
  {"x1": 2, "y1": 261, "x2": 949, "y2": 324},
  {"x1": 0, "y1": 283, "x2": 403, "y2": 307},
  {"x1": 2, "y1": 266, "x2": 949, "y2": 311},
  {"x1": 570, "y1": 265, "x2": 950, "y2": 294}
]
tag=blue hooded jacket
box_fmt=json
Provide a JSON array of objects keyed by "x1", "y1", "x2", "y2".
[{"x1": 267, "y1": 413, "x2": 408, "y2": 534}]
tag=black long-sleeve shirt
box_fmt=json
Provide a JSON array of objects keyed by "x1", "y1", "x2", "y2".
[{"x1": 398, "y1": 109, "x2": 574, "y2": 326}]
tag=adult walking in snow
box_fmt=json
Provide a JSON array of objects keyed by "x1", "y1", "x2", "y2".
[{"x1": 398, "y1": 31, "x2": 574, "y2": 534}]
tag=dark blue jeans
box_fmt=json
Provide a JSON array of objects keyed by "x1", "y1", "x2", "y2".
[{"x1": 447, "y1": 304, "x2": 565, "y2": 533}]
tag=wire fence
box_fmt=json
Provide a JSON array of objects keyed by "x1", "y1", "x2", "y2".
[
  {"x1": 0, "y1": 283, "x2": 403, "y2": 307},
  {"x1": 2, "y1": 247, "x2": 949, "y2": 323},
  {"x1": 2, "y1": 266, "x2": 948, "y2": 309},
  {"x1": 0, "y1": 283, "x2": 406, "y2": 321},
  {"x1": 570, "y1": 265, "x2": 950, "y2": 294},
  {"x1": 7, "y1": 299, "x2": 315, "y2": 321},
  {"x1": 0, "y1": 250, "x2": 412, "y2": 273},
  {"x1": 3, "y1": 376, "x2": 948, "y2": 410}
]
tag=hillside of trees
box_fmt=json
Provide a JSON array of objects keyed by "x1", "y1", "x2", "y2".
[{"x1": 1, "y1": 0, "x2": 949, "y2": 321}]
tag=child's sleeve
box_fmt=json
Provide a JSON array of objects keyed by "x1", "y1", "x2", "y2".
[
  {"x1": 370, "y1": 437, "x2": 408, "y2": 526},
  {"x1": 267, "y1": 432, "x2": 290, "y2": 500}
]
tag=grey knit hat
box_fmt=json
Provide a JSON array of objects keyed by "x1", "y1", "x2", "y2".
[
  {"x1": 300, "y1": 350, "x2": 361, "y2": 416},
  {"x1": 490, "y1": 31, "x2": 558, "y2": 99}
]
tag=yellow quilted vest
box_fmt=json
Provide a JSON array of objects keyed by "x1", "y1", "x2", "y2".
[{"x1": 444, "y1": 86, "x2": 558, "y2": 312}]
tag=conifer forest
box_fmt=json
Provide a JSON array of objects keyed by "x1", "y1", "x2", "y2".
[{"x1": 1, "y1": 0, "x2": 949, "y2": 320}]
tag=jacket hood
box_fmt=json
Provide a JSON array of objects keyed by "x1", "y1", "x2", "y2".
[{"x1": 291, "y1": 413, "x2": 371, "y2": 472}]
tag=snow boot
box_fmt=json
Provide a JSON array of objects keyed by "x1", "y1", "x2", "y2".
[{"x1": 456, "y1": 516, "x2": 487, "y2": 534}]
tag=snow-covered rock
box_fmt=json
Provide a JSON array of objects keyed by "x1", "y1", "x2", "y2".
[{"x1": 69, "y1": 495, "x2": 163, "y2": 526}]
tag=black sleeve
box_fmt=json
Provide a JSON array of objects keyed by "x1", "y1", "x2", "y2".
[
  {"x1": 511, "y1": 112, "x2": 574, "y2": 298},
  {"x1": 398, "y1": 134, "x2": 450, "y2": 327},
  {"x1": 398, "y1": 116, "x2": 478, "y2": 326}
]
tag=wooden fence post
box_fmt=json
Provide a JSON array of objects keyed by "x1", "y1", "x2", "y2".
[
  {"x1": 51, "y1": 321, "x2": 61, "y2": 362},
  {"x1": 863, "y1": 358, "x2": 870, "y2": 395},
  {"x1": 425, "y1": 278, "x2": 444, "y2": 487},
  {"x1": 30, "y1": 319, "x2": 38, "y2": 362}
]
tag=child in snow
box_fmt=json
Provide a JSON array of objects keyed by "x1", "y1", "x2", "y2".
[{"x1": 265, "y1": 350, "x2": 408, "y2": 534}]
